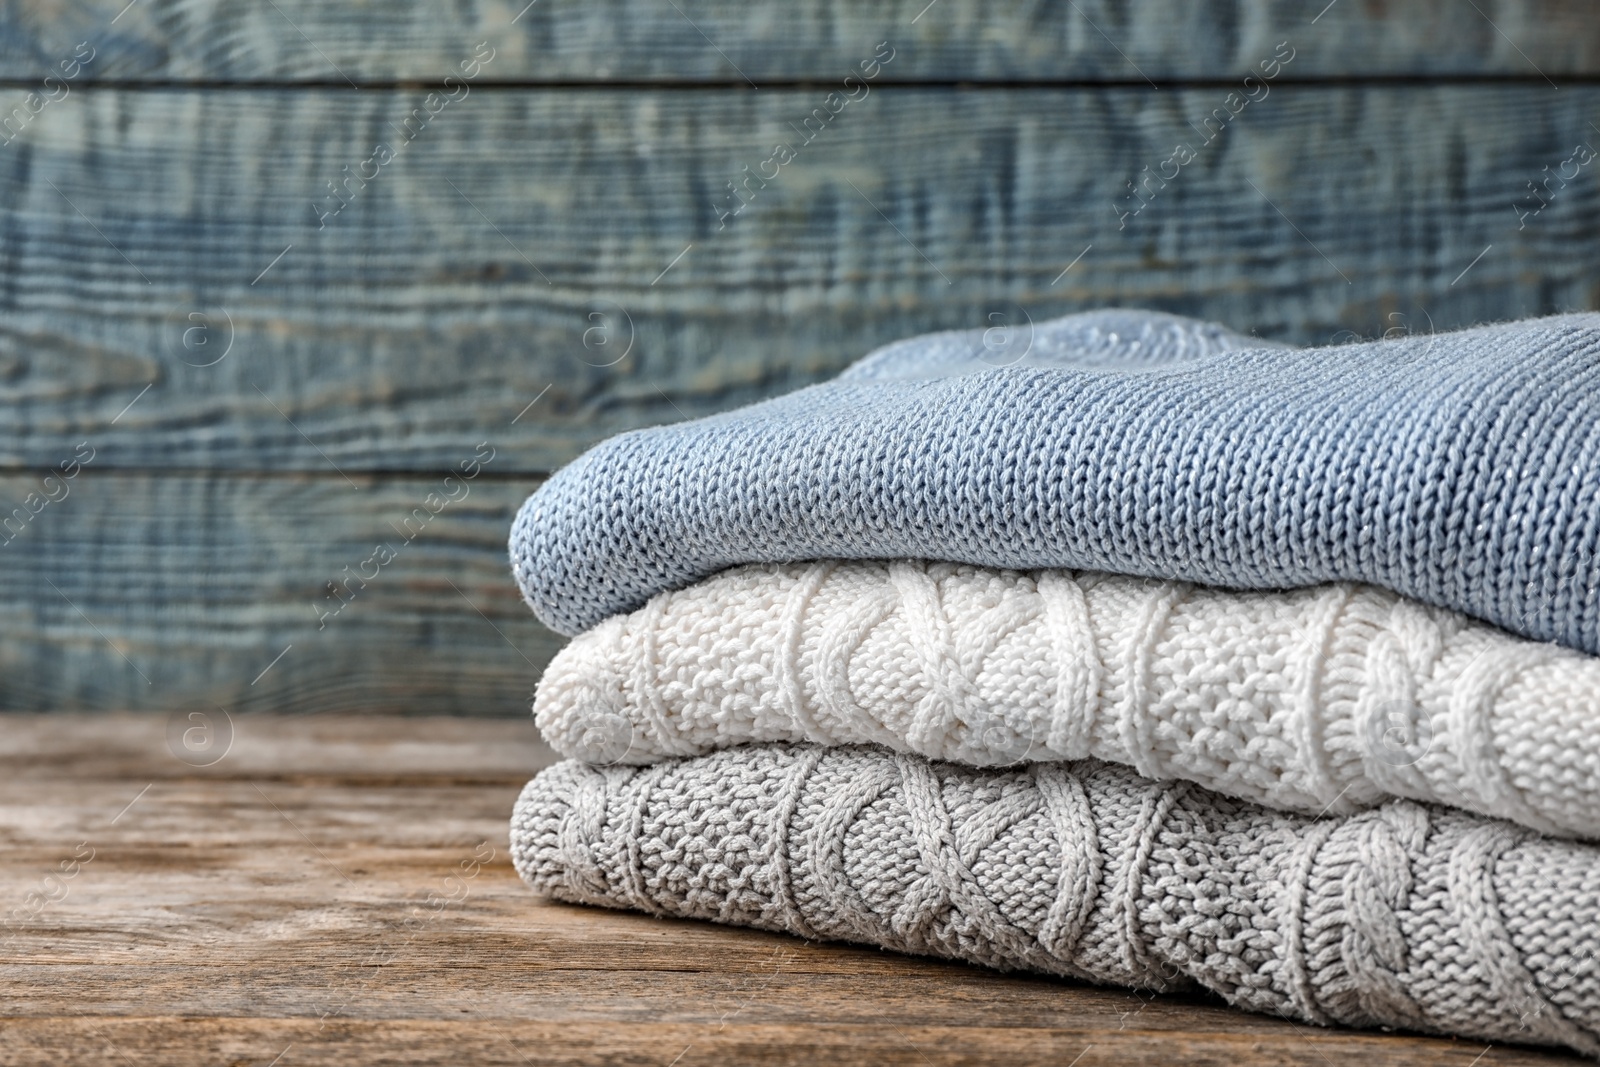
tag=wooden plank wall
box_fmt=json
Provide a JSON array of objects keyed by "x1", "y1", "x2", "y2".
[{"x1": 0, "y1": 0, "x2": 1596, "y2": 714}]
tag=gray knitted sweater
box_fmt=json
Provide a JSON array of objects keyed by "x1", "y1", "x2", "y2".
[{"x1": 512, "y1": 745, "x2": 1600, "y2": 1057}]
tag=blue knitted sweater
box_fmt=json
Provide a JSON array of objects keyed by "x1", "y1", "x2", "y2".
[{"x1": 511, "y1": 310, "x2": 1600, "y2": 652}]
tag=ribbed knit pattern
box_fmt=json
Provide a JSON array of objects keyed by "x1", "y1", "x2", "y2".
[
  {"x1": 534, "y1": 560, "x2": 1600, "y2": 838},
  {"x1": 511, "y1": 745, "x2": 1600, "y2": 1058},
  {"x1": 510, "y1": 310, "x2": 1600, "y2": 651}
]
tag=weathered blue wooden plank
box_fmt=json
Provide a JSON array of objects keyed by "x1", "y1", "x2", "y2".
[
  {"x1": 0, "y1": 85, "x2": 1592, "y2": 471},
  {"x1": 0, "y1": 0, "x2": 1595, "y2": 83},
  {"x1": 0, "y1": 471, "x2": 558, "y2": 714}
]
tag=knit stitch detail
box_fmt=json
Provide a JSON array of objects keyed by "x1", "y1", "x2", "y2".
[
  {"x1": 510, "y1": 745, "x2": 1600, "y2": 1057},
  {"x1": 510, "y1": 311, "x2": 1600, "y2": 651},
  {"x1": 535, "y1": 560, "x2": 1600, "y2": 838}
]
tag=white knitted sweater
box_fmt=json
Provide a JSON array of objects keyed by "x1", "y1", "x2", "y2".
[{"x1": 535, "y1": 561, "x2": 1600, "y2": 839}]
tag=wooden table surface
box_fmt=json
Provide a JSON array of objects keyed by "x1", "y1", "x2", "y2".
[{"x1": 0, "y1": 715, "x2": 1583, "y2": 1066}]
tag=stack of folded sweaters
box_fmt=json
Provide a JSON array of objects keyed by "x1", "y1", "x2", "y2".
[{"x1": 506, "y1": 309, "x2": 1600, "y2": 1056}]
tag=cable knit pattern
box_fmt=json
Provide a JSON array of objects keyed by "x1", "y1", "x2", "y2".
[
  {"x1": 535, "y1": 560, "x2": 1600, "y2": 838},
  {"x1": 510, "y1": 310, "x2": 1600, "y2": 649},
  {"x1": 511, "y1": 745, "x2": 1600, "y2": 1058}
]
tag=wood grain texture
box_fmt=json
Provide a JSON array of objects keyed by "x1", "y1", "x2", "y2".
[
  {"x1": 0, "y1": 714, "x2": 1583, "y2": 1066},
  {"x1": 0, "y1": 472, "x2": 559, "y2": 714},
  {"x1": 0, "y1": 85, "x2": 1595, "y2": 471},
  {"x1": 0, "y1": 0, "x2": 1596, "y2": 83}
]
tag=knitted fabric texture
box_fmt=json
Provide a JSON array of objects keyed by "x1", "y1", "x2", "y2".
[
  {"x1": 510, "y1": 310, "x2": 1600, "y2": 651},
  {"x1": 534, "y1": 560, "x2": 1600, "y2": 839},
  {"x1": 512, "y1": 745, "x2": 1600, "y2": 1057}
]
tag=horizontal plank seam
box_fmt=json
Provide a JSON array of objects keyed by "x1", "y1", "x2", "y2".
[
  {"x1": 0, "y1": 1016, "x2": 1339, "y2": 1038},
  {"x1": 0, "y1": 75, "x2": 1595, "y2": 91},
  {"x1": 0, "y1": 467, "x2": 553, "y2": 481}
]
